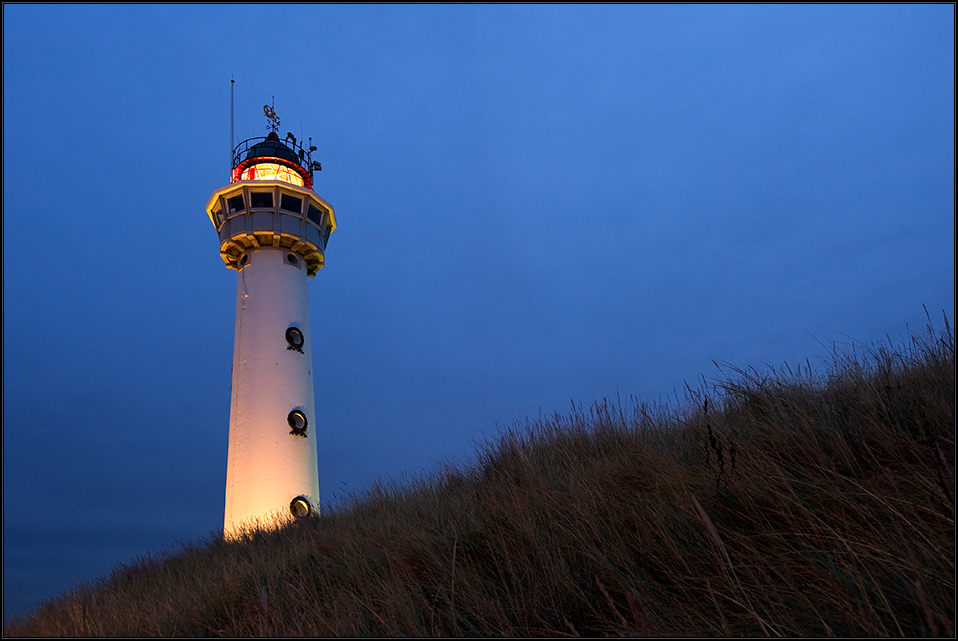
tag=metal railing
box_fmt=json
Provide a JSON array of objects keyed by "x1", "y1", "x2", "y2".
[{"x1": 231, "y1": 136, "x2": 322, "y2": 180}]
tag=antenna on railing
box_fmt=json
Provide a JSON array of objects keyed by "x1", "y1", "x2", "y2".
[{"x1": 230, "y1": 76, "x2": 235, "y2": 176}]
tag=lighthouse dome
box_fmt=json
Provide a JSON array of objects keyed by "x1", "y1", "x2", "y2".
[{"x1": 245, "y1": 132, "x2": 302, "y2": 167}]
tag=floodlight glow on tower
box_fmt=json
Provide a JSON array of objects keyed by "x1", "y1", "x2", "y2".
[{"x1": 205, "y1": 101, "x2": 335, "y2": 539}]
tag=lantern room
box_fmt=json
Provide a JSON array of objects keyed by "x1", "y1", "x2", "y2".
[{"x1": 231, "y1": 131, "x2": 319, "y2": 189}]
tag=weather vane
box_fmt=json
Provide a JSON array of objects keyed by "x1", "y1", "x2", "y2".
[{"x1": 263, "y1": 96, "x2": 280, "y2": 135}]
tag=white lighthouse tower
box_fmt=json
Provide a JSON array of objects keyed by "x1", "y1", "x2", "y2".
[{"x1": 205, "y1": 103, "x2": 336, "y2": 538}]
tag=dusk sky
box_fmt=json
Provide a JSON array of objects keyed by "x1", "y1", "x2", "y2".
[{"x1": 3, "y1": 4, "x2": 954, "y2": 618}]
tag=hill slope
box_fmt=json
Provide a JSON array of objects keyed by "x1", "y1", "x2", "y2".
[{"x1": 5, "y1": 323, "x2": 954, "y2": 637}]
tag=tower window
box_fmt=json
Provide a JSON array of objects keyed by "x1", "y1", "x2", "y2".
[
  {"x1": 287, "y1": 253, "x2": 300, "y2": 268},
  {"x1": 290, "y1": 496, "x2": 311, "y2": 518},
  {"x1": 288, "y1": 409, "x2": 308, "y2": 436},
  {"x1": 239, "y1": 253, "x2": 250, "y2": 267},
  {"x1": 307, "y1": 203, "x2": 324, "y2": 226},
  {"x1": 280, "y1": 194, "x2": 302, "y2": 213},
  {"x1": 250, "y1": 192, "x2": 273, "y2": 208},
  {"x1": 227, "y1": 195, "x2": 245, "y2": 213},
  {"x1": 285, "y1": 327, "x2": 305, "y2": 352}
]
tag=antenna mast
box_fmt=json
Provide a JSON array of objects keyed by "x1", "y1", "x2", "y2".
[{"x1": 230, "y1": 77, "x2": 235, "y2": 177}]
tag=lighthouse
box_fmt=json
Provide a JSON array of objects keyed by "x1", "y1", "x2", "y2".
[{"x1": 205, "y1": 103, "x2": 335, "y2": 538}]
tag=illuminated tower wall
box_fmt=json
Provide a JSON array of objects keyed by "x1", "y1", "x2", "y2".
[{"x1": 206, "y1": 123, "x2": 335, "y2": 538}]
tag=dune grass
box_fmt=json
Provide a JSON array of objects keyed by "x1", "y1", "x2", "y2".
[{"x1": 5, "y1": 319, "x2": 954, "y2": 637}]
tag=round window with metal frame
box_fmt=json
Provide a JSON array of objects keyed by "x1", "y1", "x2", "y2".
[
  {"x1": 290, "y1": 495, "x2": 312, "y2": 518},
  {"x1": 285, "y1": 326, "x2": 305, "y2": 352},
  {"x1": 287, "y1": 409, "x2": 308, "y2": 437}
]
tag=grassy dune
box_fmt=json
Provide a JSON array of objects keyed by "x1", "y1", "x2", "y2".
[{"x1": 5, "y1": 321, "x2": 954, "y2": 637}]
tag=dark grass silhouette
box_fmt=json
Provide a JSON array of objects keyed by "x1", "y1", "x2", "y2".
[{"x1": 5, "y1": 319, "x2": 954, "y2": 637}]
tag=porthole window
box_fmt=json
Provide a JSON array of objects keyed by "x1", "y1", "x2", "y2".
[
  {"x1": 290, "y1": 496, "x2": 311, "y2": 518},
  {"x1": 287, "y1": 253, "x2": 300, "y2": 268},
  {"x1": 239, "y1": 253, "x2": 250, "y2": 267},
  {"x1": 285, "y1": 327, "x2": 305, "y2": 352},
  {"x1": 288, "y1": 409, "x2": 308, "y2": 436}
]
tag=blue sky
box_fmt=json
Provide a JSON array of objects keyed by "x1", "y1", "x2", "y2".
[{"x1": 3, "y1": 4, "x2": 954, "y2": 618}]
